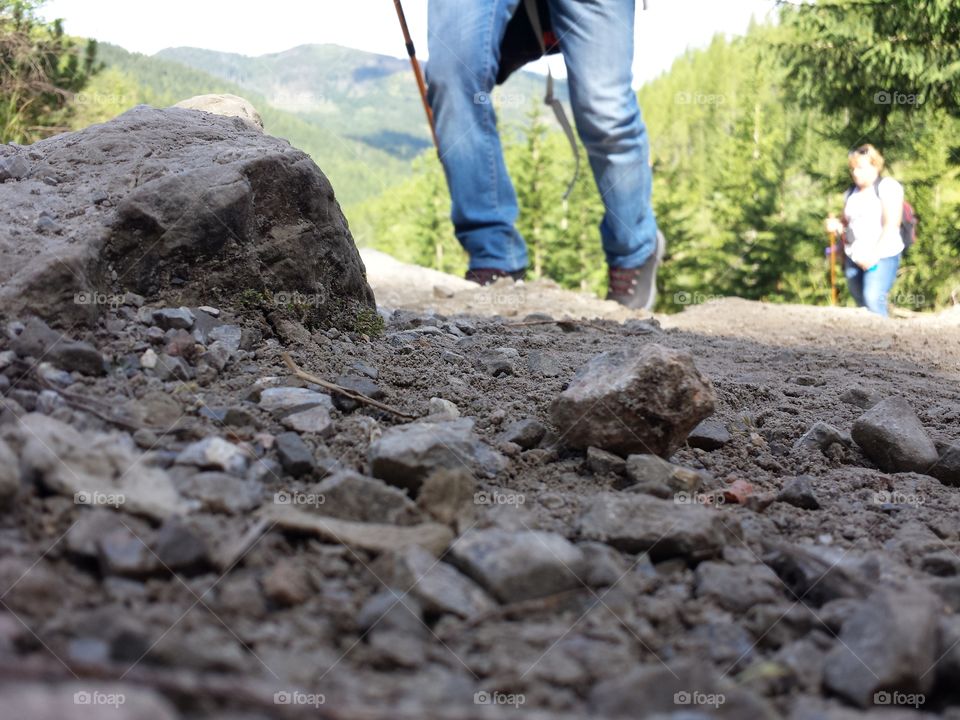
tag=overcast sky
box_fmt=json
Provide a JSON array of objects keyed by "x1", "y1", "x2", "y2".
[{"x1": 41, "y1": 0, "x2": 777, "y2": 88}]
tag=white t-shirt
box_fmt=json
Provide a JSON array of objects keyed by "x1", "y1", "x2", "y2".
[{"x1": 843, "y1": 176, "x2": 904, "y2": 265}]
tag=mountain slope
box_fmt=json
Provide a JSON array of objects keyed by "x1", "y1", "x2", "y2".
[{"x1": 156, "y1": 44, "x2": 569, "y2": 160}]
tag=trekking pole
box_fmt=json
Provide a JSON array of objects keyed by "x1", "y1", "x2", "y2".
[
  {"x1": 393, "y1": 0, "x2": 439, "y2": 154},
  {"x1": 828, "y1": 230, "x2": 839, "y2": 305}
]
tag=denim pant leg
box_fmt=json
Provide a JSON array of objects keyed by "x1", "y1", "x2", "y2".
[
  {"x1": 861, "y1": 255, "x2": 900, "y2": 317},
  {"x1": 426, "y1": 0, "x2": 528, "y2": 273},
  {"x1": 547, "y1": 0, "x2": 658, "y2": 269},
  {"x1": 844, "y1": 256, "x2": 865, "y2": 308}
]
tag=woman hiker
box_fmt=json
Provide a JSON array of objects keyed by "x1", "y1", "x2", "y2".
[{"x1": 825, "y1": 144, "x2": 905, "y2": 317}]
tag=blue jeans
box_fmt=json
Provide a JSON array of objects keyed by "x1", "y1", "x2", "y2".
[
  {"x1": 426, "y1": 0, "x2": 658, "y2": 272},
  {"x1": 844, "y1": 254, "x2": 900, "y2": 316}
]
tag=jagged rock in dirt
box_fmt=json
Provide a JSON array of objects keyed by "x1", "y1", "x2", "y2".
[
  {"x1": 0, "y1": 437, "x2": 19, "y2": 509},
  {"x1": 383, "y1": 545, "x2": 496, "y2": 619},
  {"x1": 694, "y1": 561, "x2": 783, "y2": 613},
  {"x1": 588, "y1": 659, "x2": 777, "y2": 719},
  {"x1": 687, "y1": 417, "x2": 731, "y2": 450},
  {"x1": 427, "y1": 397, "x2": 459, "y2": 418},
  {"x1": 9, "y1": 317, "x2": 105, "y2": 376},
  {"x1": 777, "y1": 476, "x2": 820, "y2": 510},
  {"x1": 578, "y1": 541, "x2": 630, "y2": 587},
  {"x1": 65, "y1": 508, "x2": 141, "y2": 558},
  {"x1": 622, "y1": 453, "x2": 704, "y2": 497},
  {"x1": 259, "y1": 503, "x2": 454, "y2": 556},
  {"x1": 586, "y1": 446, "x2": 627, "y2": 476},
  {"x1": 152, "y1": 307, "x2": 195, "y2": 330},
  {"x1": 577, "y1": 492, "x2": 728, "y2": 562},
  {"x1": 839, "y1": 386, "x2": 882, "y2": 409},
  {"x1": 823, "y1": 587, "x2": 940, "y2": 707},
  {"x1": 763, "y1": 544, "x2": 877, "y2": 607},
  {"x1": 153, "y1": 518, "x2": 210, "y2": 573},
  {"x1": 173, "y1": 93, "x2": 264, "y2": 130},
  {"x1": 793, "y1": 421, "x2": 850, "y2": 455},
  {"x1": 0, "y1": 105, "x2": 375, "y2": 330},
  {"x1": 550, "y1": 344, "x2": 715, "y2": 457},
  {"x1": 526, "y1": 350, "x2": 562, "y2": 377},
  {"x1": 7, "y1": 413, "x2": 191, "y2": 520},
  {"x1": 449, "y1": 528, "x2": 587, "y2": 603},
  {"x1": 851, "y1": 397, "x2": 939, "y2": 474},
  {"x1": 415, "y1": 467, "x2": 476, "y2": 525},
  {"x1": 357, "y1": 589, "x2": 425, "y2": 637},
  {"x1": 313, "y1": 470, "x2": 424, "y2": 525},
  {"x1": 98, "y1": 526, "x2": 161, "y2": 578},
  {"x1": 274, "y1": 432, "x2": 315, "y2": 477},
  {"x1": 174, "y1": 471, "x2": 262, "y2": 514},
  {"x1": 0, "y1": 682, "x2": 178, "y2": 720},
  {"x1": 368, "y1": 417, "x2": 505, "y2": 494},
  {"x1": 930, "y1": 440, "x2": 960, "y2": 486},
  {"x1": 257, "y1": 386, "x2": 333, "y2": 415},
  {"x1": 331, "y1": 374, "x2": 385, "y2": 412},
  {"x1": 499, "y1": 418, "x2": 547, "y2": 449},
  {"x1": 281, "y1": 404, "x2": 333, "y2": 435},
  {"x1": 175, "y1": 437, "x2": 249, "y2": 475},
  {"x1": 262, "y1": 559, "x2": 311, "y2": 607}
]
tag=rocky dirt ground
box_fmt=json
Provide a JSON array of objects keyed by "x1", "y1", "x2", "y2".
[{"x1": 1, "y1": 246, "x2": 960, "y2": 720}]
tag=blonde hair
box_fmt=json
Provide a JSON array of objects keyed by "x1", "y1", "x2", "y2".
[{"x1": 848, "y1": 144, "x2": 885, "y2": 173}]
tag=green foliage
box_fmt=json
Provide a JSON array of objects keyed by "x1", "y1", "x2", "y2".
[{"x1": 0, "y1": 0, "x2": 100, "y2": 143}]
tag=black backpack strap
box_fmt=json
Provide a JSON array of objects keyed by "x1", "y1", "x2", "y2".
[{"x1": 524, "y1": 0, "x2": 580, "y2": 199}]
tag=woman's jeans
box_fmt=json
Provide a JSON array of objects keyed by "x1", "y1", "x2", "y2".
[
  {"x1": 844, "y1": 254, "x2": 900, "y2": 317},
  {"x1": 426, "y1": 0, "x2": 658, "y2": 272}
]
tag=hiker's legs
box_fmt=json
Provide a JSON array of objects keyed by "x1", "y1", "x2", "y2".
[
  {"x1": 548, "y1": 0, "x2": 658, "y2": 269},
  {"x1": 425, "y1": 0, "x2": 528, "y2": 273},
  {"x1": 861, "y1": 255, "x2": 900, "y2": 317},
  {"x1": 843, "y1": 256, "x2": 866, "y2": 308}
]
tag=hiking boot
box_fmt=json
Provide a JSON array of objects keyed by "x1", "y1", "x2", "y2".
[
  {"x1": 465, "y1": 267, "x2": 527, "y2": 286},
  {"x1": 606, "y1": 230, "x2": 665, "y2": 311}
]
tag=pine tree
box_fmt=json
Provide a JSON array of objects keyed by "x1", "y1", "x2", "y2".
[{"x1": 0, "y1": 0, "x2": 101, "y2": 143}]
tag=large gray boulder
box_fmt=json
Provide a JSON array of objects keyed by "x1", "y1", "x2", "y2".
[{"x1": 0, "y1": 105, "x2": 375, "y2": 330}]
